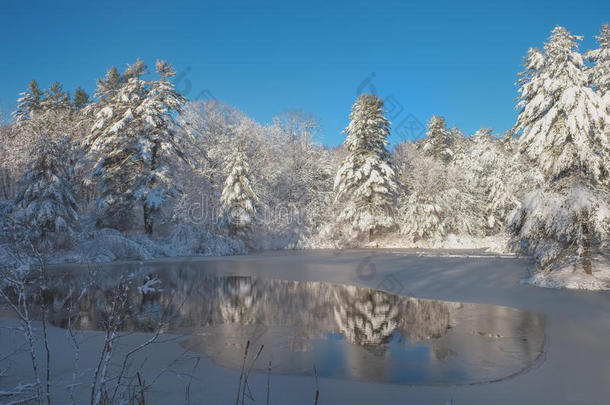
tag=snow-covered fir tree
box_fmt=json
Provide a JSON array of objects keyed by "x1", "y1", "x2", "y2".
[
  {"x1": 13, "y1": 135, "x2": 78, "y2": 249},
  {"x1": 334, "y1": 94, "x2": 398, "y2": 241},
  {"x1": 586, "y1": 23, "x2": 610, "y2": 112},
  {"x1": 86, "y1": 60, "x2": 188, "y2": 234},
  {"x1": 417, "y1": 115, "x2": 454, "y2": 162},
  {"x1": 220, "y1": 148, "x2": 257, "y2": 238},
  {"x1": 512, "y1": 26, "x2": 610, "y2": 274}
]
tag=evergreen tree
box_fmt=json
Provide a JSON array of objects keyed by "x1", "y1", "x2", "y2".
[
  {"x1": 95, "y1": 66, "x2": 123, "y2": 102},
  {"x1": 72, "y1": 87, "x2": 90, "y2": 110},
  {"x1": 515, "y1": 26, "x2": 609, "y2": 184},
  {"x1": 13, "y1": 135, "x2": 78, "y2": 249},
  {"x1": 334, "y1": 94, "x2": 398, "y2": 241},
  {"x1": 512, "y1": 26, "x2": 610, "y2": 274},
  {"x1": 586, "y1": 23, "x2": 610, "y2": 98},
  {"x1": 41, "y1": 81, "x2": 71, "y2": 112},
  {"x1": 418, "y1": 115, "x2": 454, "y2": 162},
  {"x1": 13, "y1": 80, "x2": 43, "y2": 121},
  {"x1": 220, "y1": 149, "x2": 257, "y2": 237},
  {"x1": 86, "y1": 59, "x2": 188, "y2": 234}
]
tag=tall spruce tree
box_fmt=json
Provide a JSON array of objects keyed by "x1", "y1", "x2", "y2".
[{"x1": 334, "y1": 94, "x2": 398, "y2": 241}]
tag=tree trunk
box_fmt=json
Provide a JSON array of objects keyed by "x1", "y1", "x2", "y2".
[
  {"x1": 143, "y1": 141, "x2": 159, "y2": 236},
  {"x1": 144, "y1": 205, "x2": 153, "y2": 235},
  {"x1": 581, "y1": 210, "x2": 592, "y2": 275},
  {"x1": 369, "y1": 228, "x2": 374, "y2": 242}
]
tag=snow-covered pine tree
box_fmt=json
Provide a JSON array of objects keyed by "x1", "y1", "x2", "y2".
[
  {"x1": 334, "y1": 94, "x2": 398, "y2": 241},
  {"x1": 220, "y1": 148, "x2": 257, "y2": 238},
  {"x1": 512, "y1": 26, "x2": 610, "y2": 274},
  {"x1": 72, "y1": 87, "x2": 90, "y2": 111},
  {"x1": 13, "y1": 135, "x2": 78, "y2": 249},
  {"x1": 515, "y1": 26, "x2": 609, "y2": 184},
  {"x1": 95, "y1": 66, "x2": 123, "y2": 102},
  {"x1": 418, "y1": 115, "x2": 454, "y2": 162},
  {"x1": 586, "y1": 23, "x2": 610, "y2": 112},
  {"x1": 136, "y1": 60, "x2": 189, "y2": 235},
  {"x1": 86, "y1": 60, "x2": 188, "y2": 234},
  {"x1": 41, "y1": 81, "x2": 71, "y2": 112},
  {"x1": 13, "y1": 80, "x2": 43, "y2": 122}
]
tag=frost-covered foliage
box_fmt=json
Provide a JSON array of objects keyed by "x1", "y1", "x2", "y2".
[
  {"x1": 86, "y1": 60, "x2": 188, "y2": 234},
  {"x1": 266, "y1": 111, "x2": 336, "y2": 241},
  {"x1": 13, "y1": 80, "x2": 44, "y2": 122},
  {"x1": 511, "y1": 182, "x2": 610, "y2": 269},
  {"x1": 220, "y1": 149, "x2": 257, "y2": 237},
  {"x1": 586, "y1": 23, "x2": 610, "y2": 99},
  {"x1": 515, "y1": 26, "x2": 610, "y2": 185},
  {"x1": 454, "y1": 129, "x2": 543, "y2": 233},
  {"x1": 176, "y1": 101, "x2": 335, "y2": 250},
  {"x1": 334, "y1": 94, "x2": 398, "y2": 240},
  {"x1": 13, "y1": 136, "x2": 78, "y2": 249},
  {"x1": 397, "y1": 141, "x2": 480, "y2": 242},
  {"x1": 512, "y1": 26, "x2": 610, "y2": 275},
  {"x1": 2, "y1": 27, "x2": 609, "y2": 278},
  {"x1": 417, "y1": 115, "x2": 455, "y2": 162}
]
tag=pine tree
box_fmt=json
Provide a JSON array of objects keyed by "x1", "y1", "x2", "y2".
[
  {"x1": 86, "y1": 60, "x2": 188, "y2": 234},
  {"x1": 41, "y1": 81, "x2": 71, "y2": 112},
  {"x1": 334, "y1": 94, "x2": 398, "y2": 241},
  {"x1": 220, "y1": 149, "x2": 257, "y2": 237},
  {"x1": 95, "y1": 66, "x2": 123, "y2": 102},
  {"x1": 515, "y1": 26, "x2": 609, "y2": 185},
  {"x1": 512, "y1": 26, "x2": 610, "y2": 274},
  {"x1": 418, "y1": 115, "x2": 454, "y2": 162},
  {"x1": 72, "y1": 87, "x2": 90, "y2": 110},
  {"x1": 13, "y1": 135, "x2": 78, "y2": 249},
  {"x1": 13, "y1": 80, "x2": 43, "y2": 121},
  {"x1": 586, "y1": 23, "x2": 610, "y2": 99}
]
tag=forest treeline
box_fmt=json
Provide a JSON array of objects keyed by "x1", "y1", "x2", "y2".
[{"x1": 0, "y1": 25, "x2": 609, "y2": 276}]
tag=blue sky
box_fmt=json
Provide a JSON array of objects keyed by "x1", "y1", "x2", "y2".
[{"x1": 1, "y1": 0, "x2": 608, "y2": 146}]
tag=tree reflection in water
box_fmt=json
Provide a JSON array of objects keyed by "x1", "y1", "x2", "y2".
[{"x1": 37, "y1": 266, "x2": 545, "y2": 385}]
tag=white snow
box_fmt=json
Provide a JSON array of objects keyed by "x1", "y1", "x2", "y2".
[{"x1": 522, "y1": 254, "x2": 610, "y2": 290}]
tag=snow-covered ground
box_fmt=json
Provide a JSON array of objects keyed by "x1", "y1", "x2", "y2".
[
  {"x1": 2, "y1": 250, "x2": 610, "y2": 404},
  {"x1": 522, "y1": 254, "x2": 610, "y2": 290}
]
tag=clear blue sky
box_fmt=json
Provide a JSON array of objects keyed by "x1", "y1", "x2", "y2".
[{"x1": 1, "y1": 0, "x2": 608, "y2": 146}]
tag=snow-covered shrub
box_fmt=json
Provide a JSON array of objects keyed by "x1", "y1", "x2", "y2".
[{"x1": 511, "y1": 182, "x2": 610, "y2": 269}]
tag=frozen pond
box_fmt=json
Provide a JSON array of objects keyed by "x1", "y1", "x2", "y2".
[{"x1": 40, "y1": 260, "x2": 546, "y2": 386}]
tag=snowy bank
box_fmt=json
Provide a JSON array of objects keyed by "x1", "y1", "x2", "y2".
[{"x1": 522, "y1": 254, "x2": 610, "y2": 290}]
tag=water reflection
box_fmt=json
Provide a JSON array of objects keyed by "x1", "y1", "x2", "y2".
[{"x1": 40, "y1": 266, "x2": 545, "y2": 385}]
